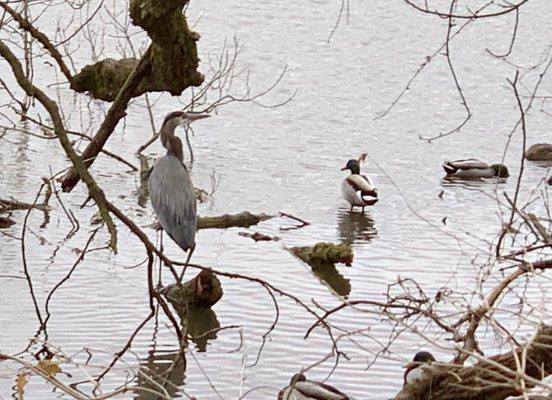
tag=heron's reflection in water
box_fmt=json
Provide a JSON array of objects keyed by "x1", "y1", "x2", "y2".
[{"x1": 337, "y1": 207, "x2": 378, "y2": 245}]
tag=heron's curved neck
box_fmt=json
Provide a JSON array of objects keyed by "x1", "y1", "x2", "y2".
[
  {"x1": 160, "y1": 119, "x2": 185, "y2": 161},
  {"x1": 160, "y1": 118, "x2": 181, "y2": 149},
  {"x1": 166, "y1": 136, "x2": 184, "y2": 161}
]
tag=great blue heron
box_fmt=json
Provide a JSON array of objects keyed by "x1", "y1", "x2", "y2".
[{"x1": 148, "y1": 111, "x2": 210, "y2": 281}]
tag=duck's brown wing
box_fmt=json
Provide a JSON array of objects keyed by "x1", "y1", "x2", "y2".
[
  {"x1": 295, "y1": 380, "x2": 350, "y2": 400},
  {"x1": 447, "y1": 159, "x2": 489, "y2": 170},
  {"x1": 346, "y1": 175, "x2": 377, "y2": 197}
]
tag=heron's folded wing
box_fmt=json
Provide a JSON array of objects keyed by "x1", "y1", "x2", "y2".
[{"x1": 148, "y1": 156, "x2": 197, "y2": 250}]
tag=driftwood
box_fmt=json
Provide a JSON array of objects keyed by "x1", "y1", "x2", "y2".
[
  {"x1": 197, "y1": 211, "x2": 273, "y2": 230},
  {"x1": 394, "y1": 324, "x2": 552, "y2": 400},
  {"x1": 162, "y1": 269, "x2": 223, "y2": 308},
  {"x1": 290, "y1": 242, "x2": 354, "y2": 266}
]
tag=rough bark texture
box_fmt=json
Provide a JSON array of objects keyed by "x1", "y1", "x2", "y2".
[
  {"x1": 71, "y1": 0, "x2": 203, "y2": 100},
  {"x1": 197, "y1": 212, "x2": 273, "y2": 230},
  {"x1": 394, "y1": 325, "x2": 552, "y2": 400}
]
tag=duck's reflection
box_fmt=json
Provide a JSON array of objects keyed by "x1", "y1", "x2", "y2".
[
  {"x1": 440, "y1": 177, "x2": 507, "y2": 187},
  {"x1": 337, "y1": 207, "x2": 377, "y2": 245}
]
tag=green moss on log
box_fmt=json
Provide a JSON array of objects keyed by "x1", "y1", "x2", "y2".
[
  {"x1": 290, "y1": 242, "x2": 354, "y2": 266},
  {"x1": 197, "y1": 211, "x2": 273, "y2": 230}
]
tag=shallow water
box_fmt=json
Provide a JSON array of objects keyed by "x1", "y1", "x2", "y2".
[{"x1": 1, "y1": 0, "x2": 552, "y2": 399}]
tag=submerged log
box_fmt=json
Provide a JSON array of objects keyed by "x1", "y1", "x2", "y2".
[
  {"x1": 525, "y1": 143, "x2": 552, "y2": 162},
  {"x1": 197, "y1": 211, "x2": 273, "y2": 230},
  {"x1": 290, "y1": 242, "x2": 354, "y2": 266},
  {"x1": 162, "y1": 269, "x2": 223, "y2": 308},
  {"x1": 394, "y1": 325, "x2": 552, "y2": 400}
]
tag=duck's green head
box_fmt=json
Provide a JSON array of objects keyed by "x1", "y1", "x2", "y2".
[
  {"x1": 290, "y1": 373, "x2": 306, "y2": 385},
  {"x1": 412, "y1": 351, "x2": 435, "y2": 363},
  {"x1": 491, "y1": 164, "x2": 509, "y2": 178},
  {"x1": 341, "y1": 159, "x2": 360, "y2": 175}
]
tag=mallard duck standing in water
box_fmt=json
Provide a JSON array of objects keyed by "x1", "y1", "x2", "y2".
[
  {"x1": 443, "y1": 159, "x2": 509, "y2": 180},
  {"x1": 341, "y1": 155, "x2": 378, "y2": 212},
  {"x1": 403, "y1": 351, "x2": 436, "y2": 386},
  {"x1": 278, "y1": 373, "x2": 351, "y2": 400}
]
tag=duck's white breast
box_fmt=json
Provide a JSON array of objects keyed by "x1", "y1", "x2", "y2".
[
  {"x1": 341, "y1": 179, "x2": 364, "y2": 206},
  {"x1": 405, "y1": 365, "x2": 431, "y2": 384}
]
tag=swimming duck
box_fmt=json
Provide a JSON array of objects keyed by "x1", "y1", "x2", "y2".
[
  {"x1": 278, "y1": 373, "x2": 351, "y2": 400},
  {"x1": 341, "y1": 156, "x2": 378, "y2": 212},
  {"x1": 403, "y1": 351, "x2": 435, "y2": 386},
  {"x1": 443, "y1": 159, "x2": 509, "y2": 180}
]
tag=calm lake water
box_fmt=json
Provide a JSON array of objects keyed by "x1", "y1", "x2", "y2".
[{"x1": 1, "y1": 0, "x2": 552, "y2": 398}]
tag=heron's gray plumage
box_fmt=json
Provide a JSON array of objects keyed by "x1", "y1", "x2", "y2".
[
  {"x1": 147, "y1": 111, "x2": 209, "y2": 258},
  {"x1": 148, "y1": 155, "x2": 197, "y2": 251}
]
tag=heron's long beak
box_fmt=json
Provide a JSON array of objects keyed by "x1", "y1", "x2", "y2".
[{"x1": 187, "y1": 112, "x2": 210, "y2": 122}]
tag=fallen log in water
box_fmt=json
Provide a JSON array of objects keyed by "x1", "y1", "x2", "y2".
[
  {"x1": 394, "y1": 324, "x2": 552, "y2": 400},
  {"x1": 197, "y1": 211, "x2": 273, "y2": 230}
]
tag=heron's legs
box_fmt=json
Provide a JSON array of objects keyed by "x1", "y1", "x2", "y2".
[
  {"x1": 178, "y1": 245, "x2": 195, "y2": 284},
  {"x1": 157, "y1": 230, "x2": 164, "y2": 287}
]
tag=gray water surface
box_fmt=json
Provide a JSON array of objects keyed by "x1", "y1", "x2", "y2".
[{"x1": 1, "y1": 0, "x2": 552, "y2": 399}]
